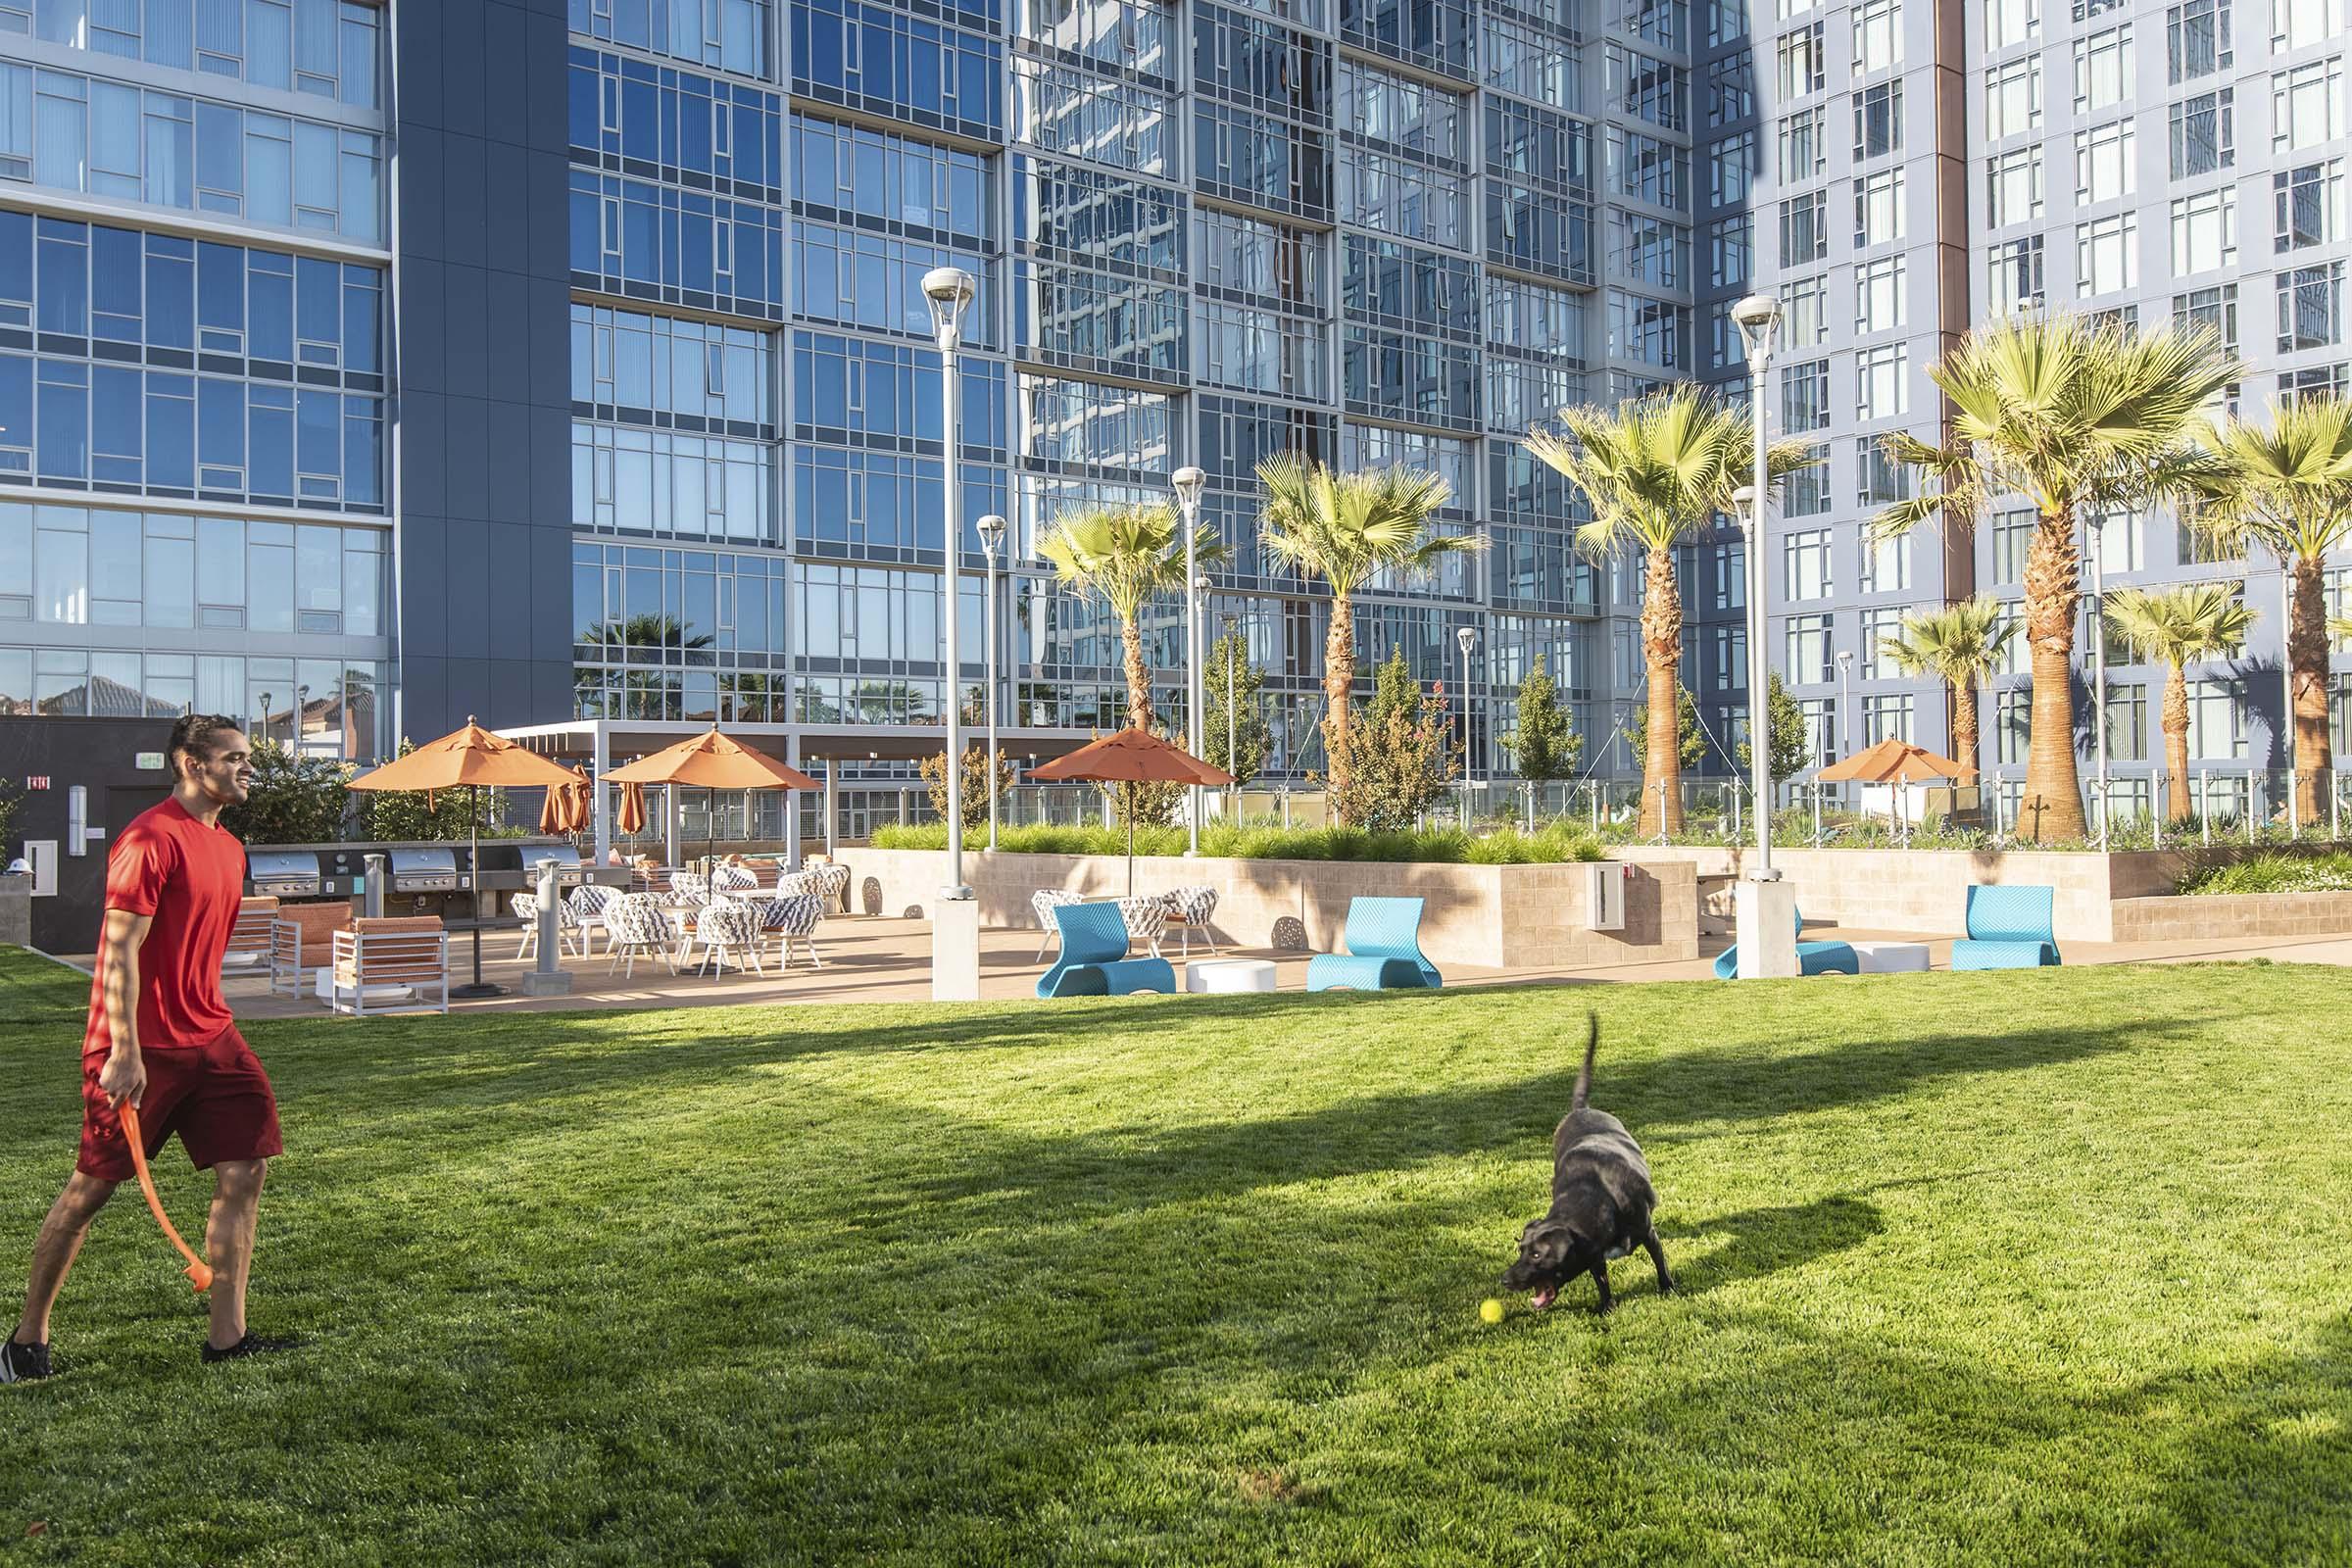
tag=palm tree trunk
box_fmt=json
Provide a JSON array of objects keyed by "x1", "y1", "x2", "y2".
[
  {"x1": 1120, "y1": 614, "x2": 1154, "y2": 733},
  {"x1": 2288, "y1": 553, "x2": 2332, "y2": 820},
  {"x1": 2162, "y1": 663, "x2": 2192, "y2": 824},
  {"x1": 1322, "y1": 591, "x2": 1356, "y2": 819},
  {"x1": 1639, "y1": 546, "x2": 1684, "y2": 838},
  {"x1": 1950, "y1": 679, "x2": 1980, "y2": 782},
  {"x1": 2020, "y1": 511, "x2": 2087, "y2": 841}
]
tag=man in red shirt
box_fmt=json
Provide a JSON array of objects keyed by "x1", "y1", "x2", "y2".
[{"x1": 4, "y1": 714, "x2": 296, "y2": 1381}]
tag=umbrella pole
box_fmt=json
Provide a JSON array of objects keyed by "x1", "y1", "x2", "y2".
[
  {"x1": 453, "y1": 784, "x2": 505, "y2": 999},
  {"x1": 1126, "y1": 781, "x2": 1136, "y2": 898}
]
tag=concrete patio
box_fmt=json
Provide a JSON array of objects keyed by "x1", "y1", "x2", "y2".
[{"x1": 74, "y1": 912, "x2": 2344, "y2": 1018}]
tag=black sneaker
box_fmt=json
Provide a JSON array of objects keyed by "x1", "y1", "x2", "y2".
[
  {"x1": 1, "y1": 1338, "x2": 51, "y2": 1383},
  {"x1": 201, "y1": 1331, "x2": 302, "y2": 1365}
]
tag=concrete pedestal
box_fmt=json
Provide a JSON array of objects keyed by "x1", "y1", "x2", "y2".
[
  {"x1": 523, "y1": 869, "x2": 571, "y2": 996},
  {"x1": 1733, "y1": 876, "x2": 1799, "y2": 979},
  {"x1": 931, "y1": 894, "x2": 982, "y2": 1002}
]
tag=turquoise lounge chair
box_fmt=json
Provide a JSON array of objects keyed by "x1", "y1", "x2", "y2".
[
  {"x1": 1951, "y1": 884, "x2": 2060, "y2": 969},
  {"x1": 1306, "y1": 897, "x2": 1442, "y2": 992},
  {"x1": 1712, "y1": 908, "x2": 1859, "y2": 978},
  {"x1": 1035, "y1": 902, "x2": 1176, "y2": 998}
]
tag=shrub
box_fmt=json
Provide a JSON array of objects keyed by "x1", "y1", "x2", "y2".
[
  {"x1": 870, "y1": 821, "x2": 1606, "y2": 864},
  {"x1": 220, "y1": 741, "x2": 354, "y2": 844},
  {"x1": 2177, "y1": 851, "x2": 2352, "y2": 895}
]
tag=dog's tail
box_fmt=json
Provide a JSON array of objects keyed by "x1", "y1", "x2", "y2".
[{"x1": 1573, "y1": 1012, "x2": 1598, "y2": 1111}]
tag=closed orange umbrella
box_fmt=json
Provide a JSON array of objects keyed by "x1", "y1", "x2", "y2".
[
  {"x1": 560, "y1": 769, "x2": 593, "y2": 833},
  {"x1": 346, "y1": 718, "x2": 583, "y2": 998},
  {"x1": 614, "y1": 780, "x2": 647, "y2": 836}
]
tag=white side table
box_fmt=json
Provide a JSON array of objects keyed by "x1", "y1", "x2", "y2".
[
  {"x1": 1185, "y1": 959, "x2": 1277, "y2": 994},
  {"x1": 1849, "y1": 941, "x2": 1930, "y2": 974}
]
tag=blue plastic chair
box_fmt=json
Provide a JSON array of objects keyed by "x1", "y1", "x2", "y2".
[
  {"x1": 1951, "y1": 884, "x2": 2061, "y2": 970},
  {"x1": 1713, "y1": 908, "x2": 1860, "y2": 979},
  {"x1": 1035, "y1": 902, "x2": 1177, "y2": 998},
  {"x1": 1306, "y1": 897, "x2": 1442, "y2": 992}
]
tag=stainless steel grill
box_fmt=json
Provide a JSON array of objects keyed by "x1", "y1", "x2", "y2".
[
  {"x1": 245, "y1": 850, "x2": 322, "y2": 899},
  {"x1": 387, "y1": 847, "x2": 462, "y2": 893}
]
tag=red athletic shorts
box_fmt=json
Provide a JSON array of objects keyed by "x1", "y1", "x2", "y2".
[{"x1": 77, "y1": 1025, "x2": 282, "y2": 1180}]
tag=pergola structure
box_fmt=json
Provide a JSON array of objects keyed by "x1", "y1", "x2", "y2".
[{"x1": 496, "y1": 718, "x2": 1096, "y2": 864}]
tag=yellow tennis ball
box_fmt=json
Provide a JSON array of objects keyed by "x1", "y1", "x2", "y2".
[{"x1": 1479, "y1": 1298, "x2": 1505, "y2": 1325}]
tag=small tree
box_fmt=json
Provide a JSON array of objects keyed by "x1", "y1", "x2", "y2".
[
  {"x1": 0, "y1": 777, "x2": 23, "y2": 859},
  {"x1": 1616, "y1": 685, "x2": 1707, "y2": 775},
  {"x1": 221, "y1": 741, "x2": 354, "y2": 844},
  {"x1": 1323, "y1": 648, "x2": 1459, "y2": 830},
  {"x1": 2104, "y1": 583, "x2": 2258, "y2": 822},
  {"x1": 919, "y1": 745, "x2": 1015, "y2": 832},
  {"x1": 1504, "y1": 656, "x2": 1582, "y2": 782},
  {"x1": 1736, "y1": 673, "x2": 1814, "y2": 784},
  {"x1": 1201, "y1": 629, "x2": 1270, "y2": 788}
]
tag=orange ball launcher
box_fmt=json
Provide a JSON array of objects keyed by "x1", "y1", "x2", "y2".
[{"x1": 114, "y1": 1101, "x2": 214, "y2": 1292}]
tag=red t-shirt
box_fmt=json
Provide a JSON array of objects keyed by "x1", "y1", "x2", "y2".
[{"x1": 82, "y1": 797, "x2": 246, "y2": 1057}]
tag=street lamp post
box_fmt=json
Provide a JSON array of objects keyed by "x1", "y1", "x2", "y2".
[
  {"x1": 1835, "y1": 649, "x2": 1854, "y2": 752},
  {"x1": 977, "y1": 513, "x2": 1006, "y2": 852},
  {"x1": 1456, "y1": 624, "x2": 1477, "y2": 830},
  {"x1": 1222, "y1": 611, "x2": 1241, "y2": 819},
  {"x1": 2086, "y1": 513, "x2": 2109, "y2": 844},
  {"x1": 922, "y1": 267, "x2": 977, "y2": 898},
  {"x1": 1171, "y1": 465, "x2": 1207, "y2": 856},
  {"x1": 1732, "y1": 292, "x2": 1782, "y2": 878}
]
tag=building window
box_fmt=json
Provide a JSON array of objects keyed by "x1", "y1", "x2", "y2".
[
  {"x1": 2188, "y1": 683, "x2": 2245, "y2": 760},
  {"x1": 1784, "y1": 456, "x2": 1833, "y2": 515},
  {"x1": 1854, "y1": 170, "x2": 1905, "y2": 247},
  {"x1": 1858, "y1": 438, "x2": 1913, "y2": 506},
  {"x1": 2175, "y1": 282, "x2": 2240, "y2": 349},
  {"x1": 2273, "y1": 0, "x2": 2328, "y2": 52},
  {"x1": 1985, "y1": 57, "x2": 2043, "y2": 138},
  {"x1": 1782, "y1": 359, "x2": 1832, "y2": 432},
  {"x1": 1778, "y1": 107, "x2": 1829, "y2": 182},
  {"x1": 2170, "y1": 187, "x2": 2239, "y2": 274},
  {"x1": 1853, "y1": 79, "x2": 1904, "y2": 161},
  {"x1": 1987, "y1": 235, "x2": 2047, "y2": 315},
  {"x1": 1786, "y1": 614, "x2": 1837, "y2": 683},
  {"x1": 2280, "y1": 362, "x2": 2352, "y2": 403},
  {"x1": 1778, "y1": 24, "x2": 1828, "y2": 96},
  {"x1": 2077, "y1": 212, "x2": 2139, "y2": 296},
  {"x1": 2168, "y1": 0, "x2": 2231, "y2": 83},
  {"x1": 1987, "y1": 147, "x2": 2044, "y2": 226},
  {"x1": 1858, "y1": 606, "x2": 1905, "y2": 677},
  {"x1": 2075, "y1": 120, "x2": 2135, "y2": 203},
  {"x1": 1987, "y1": 0, "x2": 2042, "y2": 47},
  {"x1": 2170, "y1": 89, "x2": 2237, "y2": 178},
  {"x1": 2275, "y1": 161, "x2": 2343, "y2": 252},
  {"x1": 1708, "y1": 131, "x2": 1757, "y2": 208},
  {"x1": 1711, "y1": 220, "x2": 1753, "y2": 290},
  {"x1": 2273, "y1": 58, "x2": 2344, "y2": 150},
  {"x1": 1707, "y1": 0, "x2": 1752, "y2": 46},
  {"x1": 1786, "y1": 527, "x2": 1834, "y2": 599},
  {"x1": 1864, "y1": 692, "x2": 1917, "y2": 744},
  {"x1": 2074, "y1": 25, "x2": 2133, "y2": 114},
  {"x1": 1706, "y1": 55, "x2": 1754, "y2": 125},
  {"x1": 1857, "y1": 343, "x2": 1908, "y2": 418},
  {"x1": 1856, "y1": 255, "x2": 1907, "y2": 332},
  {"x1": 2278, "y1": 260, "x2": 2347, "y2": 349},
  {"x1": 1852, "y1": 0, "x2": 1903, "y2": 74},
  {"x1": 1995, "y1": 684, "x2": 2032, "y2": 763},
  {"x1": 1780, "y1": 191, "x2": 1830, "y2": 265},
  {"x1": 1484, "y1": 17, "x2": 1580, "y2": 109},
  {"x1": 1608, "y1": 44, "x2": 1690, "y2": 130},
  {"x1": 1992, "y1": 508, "x2": 2034, "y2": 584},
  {"x1": 1860, "y1": 523, "x2": 1913, "y2": 591},
  {"x1": 1713, "y1": 539, "x2": 1746, "y2": 610}
]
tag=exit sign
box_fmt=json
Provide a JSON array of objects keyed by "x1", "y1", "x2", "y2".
[{"x1": 25, "y1": 776, "x2": 48, "y2": 790}]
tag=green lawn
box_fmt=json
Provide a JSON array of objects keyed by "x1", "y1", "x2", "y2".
[{"x1": 1, "y1": 951, "x2": 2347, "y2": 1566}]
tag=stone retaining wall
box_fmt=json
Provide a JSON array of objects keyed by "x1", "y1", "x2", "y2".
[
  {"x1": 2109, "y1": 890, "x2": 2352, "y2": 942},
  {"x1": 838, "y1": 849, "x2": 1699, "y2": 968}
]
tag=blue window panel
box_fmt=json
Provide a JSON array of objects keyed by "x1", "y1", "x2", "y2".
[
  {"x1": 295, "y1": 256, "x2": 338, "y2": 360},
  {"x1": 37, "y1": 362, "x2": 88, "y2": 479},
  {"x1": 295, "y1": 388, "x2": 338, "y2": 490},
  {"x1": 198, "y1": 375, "x2": 244, "y2": 471},
  {"x1": 35, "y1": 227, "x2": 86, "y2": 335},
  {"x1": 249, "y1": 255, "x2": 294, "y2": 362},
  {"x1": 195, "y1": 101, "x2": 241, "y2": 214},
  {"x1": 0, "y1": 212, "x2": 31, "y2": 325},
  {"x1": 91, "y1": 225, "x2": 142, "y2": 343},
  {"x1": 145, "y1": 371, "x2": 194, "y2": 489},
  {"x1": 143, "y1": 241, "x2": 194, "y2": 350},
  {"x1": 568, "y1": 185, "x2": 602, "y2": 275},
  {"x1": 0, "y1": 355, "x2": 31, "y2": 462},
  {"x1": 249, "y1": 386, "x2": 293, "y2": 498},
  {"x1": 342, "y1": 397, "x2": 378, "y2": 507},
  {"x1": 340, "y1": 270, "x2": 376, "y2": 374},
  {"x1": 198, "y1": 240, "x2": 243, "y2": 350},
  {"x1": 92, "y1": 365, "x2": 143, "y2": 463}
]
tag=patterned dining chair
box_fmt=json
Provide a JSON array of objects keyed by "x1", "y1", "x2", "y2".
[
  {"x1": 1031, "y1": 888, "x2": 1088, "y2": 960},
  {"x1": 757, "y1": 893, "x2": 827, "y2": 969},
  {"x1": 565, "y1": 883, "x2": 620, "y2": 955},
  {"x1": 604, "y1": 893, "x2": 677, "y2": 979},
  {"x1": 684, "y1": 900, "x2": 765, "y2": 976},
  {"x1": 510, "y1": 891, "x2": 582, "y2": 960},
  {"x1": 1117, "y1": 894, "x2": 1173, "y2": 958},
  {"x1": 1162, "y1": 884, "x2": 1221, "y2": 957}
]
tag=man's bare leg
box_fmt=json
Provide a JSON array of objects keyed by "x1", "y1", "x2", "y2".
[
  {"x1": 204, "y1": 1159, "x2": 267, "y2": 1351},
  {"x1": 14, "y1": 1172, "x2": 118, "y2": 1347}
]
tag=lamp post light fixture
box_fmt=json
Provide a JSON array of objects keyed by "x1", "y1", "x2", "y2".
[
  {"x1": 976, "y1": 513, "x2": 1006, "y2": 852},
  {"x1": 1456, "y1": 624, "x2": 1477, "y2": 830},
  {"x1": 1835, "y1": 649, "x2": 1854, "y2": 754},
  {"x1": 1171, "y1": 465, "x2": 1208, "y2": 856},
  {"x1": 1731, "y1": 290, "x2": 1782, "y2": 880},
  {"x1": 922, "y1": 266, "x2": 977, "y2": 898}
]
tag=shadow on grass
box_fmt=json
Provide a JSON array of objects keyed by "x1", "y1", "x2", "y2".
[{"x1": 1661, "y1": 1194, "x2": 1886, "y2": 1296}]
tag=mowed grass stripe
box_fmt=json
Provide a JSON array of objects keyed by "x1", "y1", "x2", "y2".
[{"x1": 0, "y1": 953, "x2": 2345, "y2": 1566}]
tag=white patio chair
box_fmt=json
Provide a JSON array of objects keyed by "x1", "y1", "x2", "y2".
[
  {"x1": 1117, "y1": 894, "x2": 1173, "y2": 958},
  {"x1": 511, "y1": 892, "x2": 583, "y2": 960},
  {"x1": 604, "y1": 893, "x2": 677, "y2": 980},
  {"x1": 757, "y1": 892, "x2": 826, "y2": 969},
  {"x1": 566, "y1": 883, "x2": 620, "y2": 955},
  {"x1": 1032, "y1": 888, "x2": 1087, "y2": 959},
  {"x1": 684, "y1": 900, "x2": 765, "y2": 976},
  {"x1": 1164, "y1": 885, "x2": 1221, "y2": 956}
]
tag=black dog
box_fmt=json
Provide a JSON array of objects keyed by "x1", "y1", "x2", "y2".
[{"x1": 1500, "y1": 1015, "x2": 1673, "y2": 1313}]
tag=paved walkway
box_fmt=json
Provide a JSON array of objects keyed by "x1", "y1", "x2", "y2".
[{"x1": 71, "y1": 913, "x2": 2337, "y2": 1020}]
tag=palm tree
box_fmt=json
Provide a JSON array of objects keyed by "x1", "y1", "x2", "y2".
[
  {"x1": 1873, "y1": 316, "x2": 2234, "y2": 841},
  {"x1": 1527, "y1": 389, "x2": 1811, "y2": 836},
  {"x1": 1254, "y1": 458, "x2": 1478, "y2": 812},
  {"x1": 1878, "y1": 597, "x2": 2017, "y2": 781},
  {"x1": 2102, "y1": 583, "x2": 2257, "y2": 823},
  {"x1": 1037, "y1": 503, "x2": 1221, "y2": 732},
  {"x1": 2194, "y1": 396, "x2": 2352, "y2": 820}
]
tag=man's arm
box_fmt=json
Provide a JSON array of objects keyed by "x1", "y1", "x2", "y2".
[{"x1": 95, "y1": 908, "x2": 153, "y2": 1109}]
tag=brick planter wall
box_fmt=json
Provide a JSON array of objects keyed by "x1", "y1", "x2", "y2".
[
  {"x1": 837, "y1": 849, "x2": 1700, "y2": 968},
  {"x1": 2109, "y1": 890, "x2": 2352, "y2": 942}
]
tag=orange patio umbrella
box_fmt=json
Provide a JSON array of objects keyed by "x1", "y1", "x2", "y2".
[
  {"x1": 613, "y1": 779, "x2": 647, "y2": 837},
  {"x1": 1816, "y1": 737, "x2": 1965, "y2": 785},
  {"x1": 1030, "y1": 728, "x2": 1234, "y2": 894},
  {"x1": 605, "y1": 724, "x2": 818, "y2": 863},
  {"x1": 538, "y1": 766, "x2": 592, "y2": 835},
  {"x1": 348, "y1": 717, "x2": 582, "y2": 996}
]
